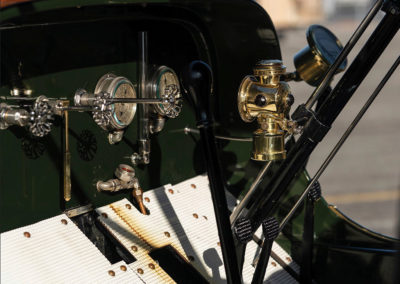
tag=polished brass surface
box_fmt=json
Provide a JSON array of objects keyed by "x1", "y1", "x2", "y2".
[
  {"x1": 132, "y1": 187, "x2": 147, "y2": 215},
  {"x1": 237, "y1": 60, "x2": 295, "y2": 161},
  {"x1": 294, "y1": 25, "x2": 346, "y2": 86},
  {"x1": 62, "y1": 101, "x2": 71, "y2": 202}
]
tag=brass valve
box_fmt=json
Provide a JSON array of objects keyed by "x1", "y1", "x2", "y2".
[{"x1": 238, "y1": 60, "x2": 295, "y2": 161}]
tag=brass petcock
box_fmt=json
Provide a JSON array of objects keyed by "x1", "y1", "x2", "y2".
[{"x1": 237, "y1": 60, "x2": 295, "y2": 161}]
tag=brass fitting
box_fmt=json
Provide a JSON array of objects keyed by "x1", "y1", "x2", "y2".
[{"x1": 238, "y1": 60, "x2": 295, "y2": 161}]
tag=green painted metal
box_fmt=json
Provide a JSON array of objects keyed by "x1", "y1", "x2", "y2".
[{"x1": 0, "y1": 1, "x2": 398, "y2": 283}]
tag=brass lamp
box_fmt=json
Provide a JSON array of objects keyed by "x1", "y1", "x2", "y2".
[{"x1": 238, "y1": 60, "x2": 295, "y2": 161}]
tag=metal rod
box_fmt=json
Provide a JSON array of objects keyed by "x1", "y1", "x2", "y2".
[
  {"x1": 63, "y1": 105, "x2": 71, "y2": 202},
  {"x1": 230, "y1": 161, "x2": 273, "y2": 225},
  {"x1": 251, "y1": 239, "x2": 273, "y2": 284},
  {"x1": 300, "y1": 198, "x2": 314, "y2": 283},
  {"x1": 106, "y1": 98, "x2": 164, "y2": 104},
  {"x1": 279, "y1": 55, "x2": 400, "y2": 231},
  {"x1": 0, "y1": 96, "x2": 36, "y2": 101},
  {"x1": 63, "y1": 106, "x2": 94, "y2": 112},
  {"x1": 304, "y1": 0, "x2": 383, "y2": 110},
  {"x1": 184, "y1": 127, "x2": 252, "y2": 142},
  {"x1": 137, "y1": 31, "x2": 150, "y2": 164}
]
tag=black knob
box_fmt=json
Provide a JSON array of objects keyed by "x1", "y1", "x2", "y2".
[
  {"x1": 308, "y1": 181, "x2": 322, "y2": 202},
  {"x1": 262, "y1": 217, "x2": 279, "y2": 241},
  {"x1": 234, "y1": 218, "x2": 253, "y2": 244},
  {"x1": 181, "y1": 61, "x2": 213, "y2": 124}
]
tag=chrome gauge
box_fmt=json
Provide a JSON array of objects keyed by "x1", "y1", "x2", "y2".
[
  {"x1": 149, "y1": 66, "x2": 182, "y2": 118},
  {"x1": 94, "y1": 73, "x2": 137, "y2": 131}
]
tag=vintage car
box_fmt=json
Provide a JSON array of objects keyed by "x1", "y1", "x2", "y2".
[{"x1": 0, "y1": 0, "x2": 399, "y2": 283}]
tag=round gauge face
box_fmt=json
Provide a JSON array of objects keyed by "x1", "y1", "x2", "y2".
[
  {"x1": 112, "y1": 81, "x2": 136, "y2": 127},
  {"x1": 152, "y1": 66, "x2": 182, "y2": 118}
]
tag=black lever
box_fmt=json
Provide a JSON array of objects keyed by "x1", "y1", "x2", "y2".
[{"x1": 182, "y1": 61, "x2": 242, "y2": 284}]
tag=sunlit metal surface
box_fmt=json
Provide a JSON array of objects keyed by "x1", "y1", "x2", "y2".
[
  {"x1": 97, "y1": 175, "x2": 299, "y2": 283},
  {"x1": 0, "y1": 215, "x2": 141, "y2": 283}
]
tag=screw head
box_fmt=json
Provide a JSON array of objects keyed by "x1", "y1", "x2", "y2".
[
  {"x1": 125, "y1": 204, "x2": 132, "y2": 210},
  {"x1": 120, "y1": 265, "x2": 127, "y2": 271},
  {"x1": 164, "y1": 231, "x2": 171, "y2": 238},
  {"x1": 108, "y1": 270, "x2": 115, "y2": 276},
  {"x1": 190, "y1": 184, "x2": 197, "y2": 189},
  {"x1": 131, "y1": 245, "x2": 138, "y2": 252},
  {"x1": 193, "y1": 213, "x2": 198, "y2": 219},
  {"x1": 137, "y1": 268, "x2": 144, "y2": 274},
  {"x1": 144, "y1": 197, "x2": 150, "y2": 203},
  {"x1": 148, "y1": 263, "x2": 155, "y2": 270},
  {"x1": 168, "y1": 189, "x2": 174, "y2": 194},
  {"x1": 61, "y1": 219, "x2": 68, "y2": 225},
  {"x1": 23, "y1": 232, "x2": 31, "y2": 238},
  {"x1": 101, "y1": 212, "x2": 108, "y2": 218},
  {"x1": 271, "y1": 262, "x2": 277, "y2": 267}
]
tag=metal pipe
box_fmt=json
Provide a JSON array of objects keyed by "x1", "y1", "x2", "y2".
[
  {"x1": 304, "y1": 0, "x2": 383, "y2": 110},
  {"x1": 184, "y1": 127, "x2": 252, "y2": 142},
  {"x1": 107, "y1": 98, "x2": 164, "y2": 104},
  {"x1": 137, "y1": 31, "x2": 150, "y2": 164},
  {"x1": 279, "y1": 55, "x2": 400, "y2": 231},
  {"x1": 230, "y1": 161, "x2": 273, "y2": 225},
  {"x1": 96, "y1": 179, "x2": 122, "y2": 192}
]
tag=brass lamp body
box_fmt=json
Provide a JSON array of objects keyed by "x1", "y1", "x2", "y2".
[{"x1": 238, "y1": 60, "x2": 294, "y2": 161}]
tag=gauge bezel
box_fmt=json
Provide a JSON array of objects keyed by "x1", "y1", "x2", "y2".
[
  {"x1": 94, "y1": 73, "x2": 137, "y2": 131},
  {"x1": 149, "y1": 66, "x2": 181, "y2": 118}
]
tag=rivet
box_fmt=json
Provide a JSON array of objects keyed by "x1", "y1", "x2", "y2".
[
  {"x1": 120, "y1": 265, "x2": 127, "y2": 271},
  {"x1": 188, "y1": 255, "x2": 195, "y2": 261},
  {"x1": 131, "y1": 245, "x2": 138, "y2": 252},
  {"x1": 144, "y1": 197, "x2": 150, "y2": 202},
  {"x1": 23, "y1": 232, "x2": 31, "y2": 238},
  {"x1": 108, "y1": 270, "x2": 115, "y2": 276},
  {"x1": 148, "y1": 263, "x2": 155, "y2": 269},
  {"x1": 217, "y1": 242, "x2": 220, "y2": 246},
  {"x1": 164, "y1": 231, "x2": 171, "y2": 237},
  {"x1": 203, "y1": 216, "x2": 208, "y2": 220},
  {"x1": 137, "y1": 268, "x2": 144, "y2": 274},
  {"x1": 271, "y1": 262, "x2": 277, "y2": 267},
  {"x1": 61, "y1": 219, "x2": 68, "y2": 225},
  {"x1": 193, "y1": 213, "x2": 198, "y2": 219},
  {"x1": 168, "y1": 189, "x2": 174, "y2": 194},
  {"x1": 101, "y1": 212, "x2": 108, "y2": 218},
  {"x1": 125, "y1": 204, "x2": 132, "y2": 210},
  {"x1": 286, "y1": 257, "x2": 292, "y2": 262},
  {"x1": 191, "y1": 184, "x2": 196, "y2": 189}
]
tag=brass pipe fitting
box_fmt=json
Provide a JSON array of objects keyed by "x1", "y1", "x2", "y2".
[{"x1": 237, "y1": 60, "x2": 295, "y2": 161}]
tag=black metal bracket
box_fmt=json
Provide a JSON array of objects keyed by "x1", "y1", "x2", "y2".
[
  {"x1": 291, "y1": 104, "x2": 331, "y2": 143},
  {"x1": 383, "y1": 0, "x2": 400, "y2": 14}
]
